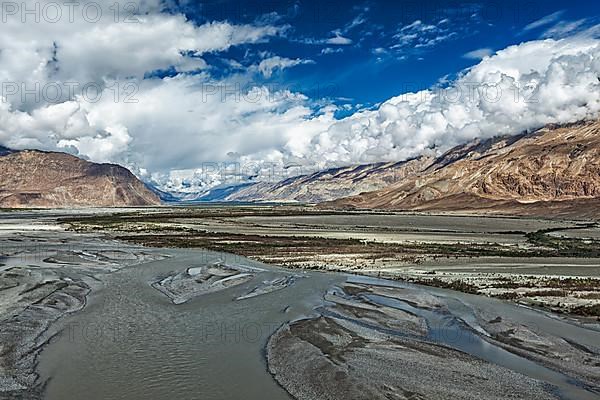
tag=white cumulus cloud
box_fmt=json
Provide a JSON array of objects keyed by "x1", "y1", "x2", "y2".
[
  {"x1": 0, "y1": 2, "x2": 599, "y2": 195},
  {"x1": 257, "y1": 56, "x2": 315, "y2": 78},
  {"x1": 304, "y1": 38, "x2": 600, "y2": 167},
  {"x1": 463, "y1": 48, "x2": 494, "y2": 60},
  {"x1": 523, "y1": 11, "x2": 565, "y2": 32}
]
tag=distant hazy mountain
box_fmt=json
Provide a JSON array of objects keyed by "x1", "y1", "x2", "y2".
[
  {"x1": 324, "y1": 120, "x2": 600, "y2": 217},
  {"x1": 216, "y1": 158, "x2": 434, "y2": 204},
  {"x1": 0, "y1": 149, "x2": 161, "y2": 208},
  {"x1": 0, "y1": 146, "x2": 13, "y2": 156}
]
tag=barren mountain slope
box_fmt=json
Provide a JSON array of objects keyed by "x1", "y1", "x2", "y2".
[
  {"x1": 0, "y1": 149, "x2": 161, "y2": 208},
  {"x1": 325, "y1": 120, "x2": 600, "y2": 215},
  {"x1": 225, "y1": 157, "x2": 434, "y2": 203}
]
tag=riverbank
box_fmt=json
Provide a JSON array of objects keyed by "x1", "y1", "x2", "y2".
[
  {"x1": 0, "y1": 224, "x2": 166, "y2": 398},
  {"x1": 267, "y1": 280, "x2": 600, "y2": 400},
  {"x1": 62, "y1": 206, "x2": 600, "y2": 318}
]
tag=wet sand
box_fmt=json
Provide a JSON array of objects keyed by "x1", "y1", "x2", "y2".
[
  {"x1": 0, "y1": 226, "x2": 166, "y2": 399},
  {"x1": 267, "y1": 281, "x2": 600, "y2": 400},
  {"x1": 151, "y1": 262, "x2": 257, "y2": 304}
]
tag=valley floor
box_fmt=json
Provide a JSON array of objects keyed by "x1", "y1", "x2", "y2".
[
  {"x1": 62, "y1": 205, "x2": 600, "y2": 319},
  {"x1": 1, "y1": 207, "x2": 600, "y2": 399}
]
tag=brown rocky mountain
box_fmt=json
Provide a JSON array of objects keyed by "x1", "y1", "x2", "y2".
[
  {"x1": 223, "y1": 157, "x2": 434, "y2": 203},
  {"x1": 0, "y1": 148, "x2": 161, "y2": 208},
  {"x1": 324, "y1": 120, "x2": 600, "y2": 217}
]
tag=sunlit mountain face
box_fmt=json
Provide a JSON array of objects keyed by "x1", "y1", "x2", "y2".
[{"x1": 0, "y1": 0, "x2": 599, "y2": 197}]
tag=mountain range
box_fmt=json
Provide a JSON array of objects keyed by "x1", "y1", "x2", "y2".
[
  {"x1": 208, "y1": 119, "x2": 600, "y2": 217},
  {"x1": 2, "y1": 119, "x2": 600, "y2": 215},
  {"x1": 220, "y1": 157, "x2": 433, "y2": 203},
  {"x1": 324, "y1": 120, "x2": 600, "y2": 217},
  {"x1": 0, "y1": 148, "x2": 160, "y2": 208}
]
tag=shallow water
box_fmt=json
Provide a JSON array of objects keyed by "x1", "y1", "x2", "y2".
[
  {"x1": 364, "y1": 293, "x2": 597, "y2": 400},
  {"x1": 37, "y1": 250, "x2": 600, "y2": 400},
  {"x1": 38, "y1": 248, "x2": 343, "y2": 400},
  {"x1": 350, "y1": 276, "x2": 600, "y2": 399}
]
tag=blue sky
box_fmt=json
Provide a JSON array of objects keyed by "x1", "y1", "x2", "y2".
[
  {"x1": 167, "y1": 0, "x2": 600, "y2": 110},
  {"x1": 0, "y1": 0, "x2": 599, "y2": 192}
]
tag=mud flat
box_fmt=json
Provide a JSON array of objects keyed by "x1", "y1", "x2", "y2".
[
  {"x1": 151, "y1": 262, "x2": 257, "y2": 304},
  {"x1": 0, "y1": 228, "x2": 166, "y2": 399},
  {"x1": 368, "y1": 264, "x2": 600, "y2": 319},
  {"x1": 267, "y1": 281, "x2": 600, "y2": 400},
  {"x1": 268, "y1": 318, "x2": 558, "y2": 400},
  {"x1": 471, "y1": 305, "x2": 600, "y2": 389},
  {"x1": 0, "y1": 267, "x2": 89, "y2": 399},
  {"x1": 3, "y1": 209, "x2": 599, "y2": 400},
  {"x1": 236, "y1": 276, "x2": 298, "y2": 300}
]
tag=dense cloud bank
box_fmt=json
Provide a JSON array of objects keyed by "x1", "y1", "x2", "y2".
[
  {"x1": 309, "y1": 39, "x2": 600, "y2": 165},
  {"x1": 0, "y1": 1, "x2": 598, "y2": 193}
]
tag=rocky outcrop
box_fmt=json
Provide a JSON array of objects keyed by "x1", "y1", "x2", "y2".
[{"x1": 0, "y1": 149, "x2": 161, "y2": 208}]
